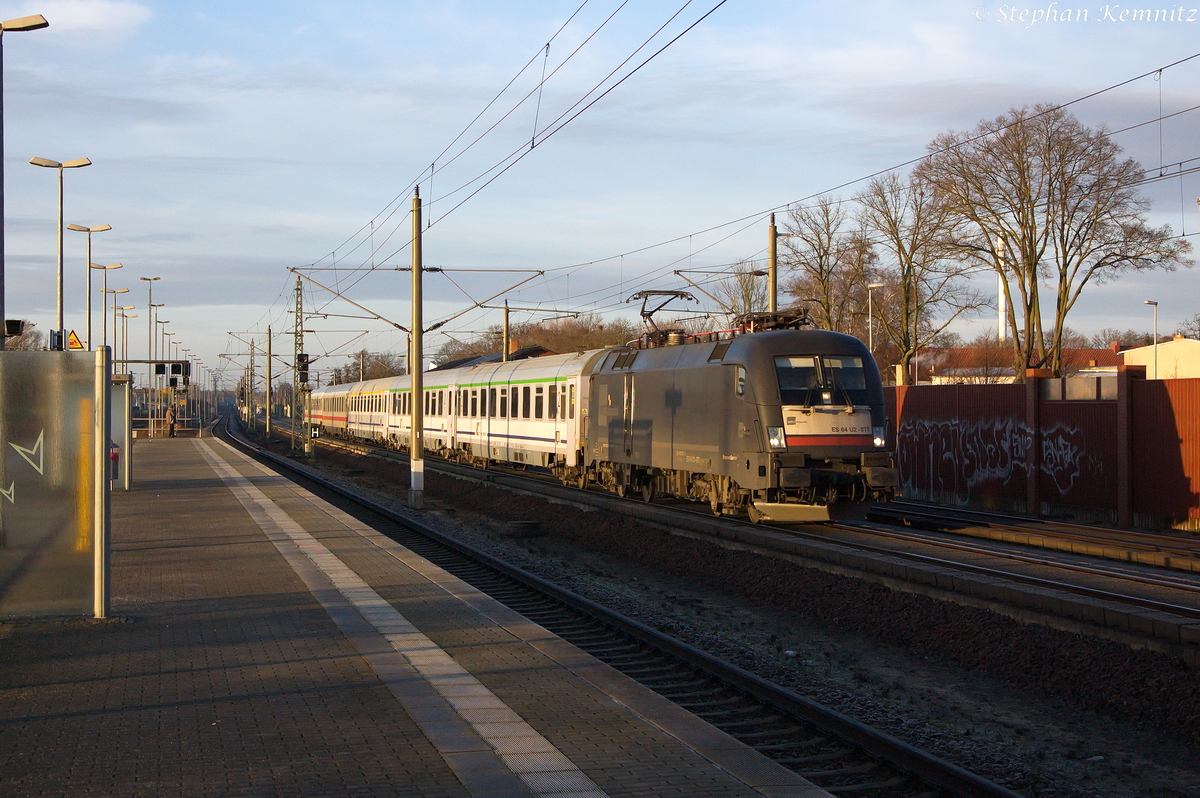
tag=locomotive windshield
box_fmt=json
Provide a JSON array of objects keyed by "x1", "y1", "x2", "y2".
[{"x1": 774, "y1": 355, "x2": 870, "y2": 406}]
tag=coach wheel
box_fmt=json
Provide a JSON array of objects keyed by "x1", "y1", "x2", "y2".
[
  {"x1": 709, "y1": 490, "x2": 722, "y2": 516},
  {"x1": 747, "y1": 503, "x2": 764, "y2": 524},
  {"x1": 641, "y1": 481, "x2": 655, "y2": 504},
  {"x1": 576, "y1": 471, "x2": 588, "y2": 490}
]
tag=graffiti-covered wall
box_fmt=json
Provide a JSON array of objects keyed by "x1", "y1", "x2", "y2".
[
  {"x1": 888, "y1": 377, "x2": 1200, "y2": 528},
  {"x1": 887, "y1": 384, "x2": 1118, "y2": 516},
  {"x1": 889, "y1": 385, "x2": 1028, "y2": 509}
]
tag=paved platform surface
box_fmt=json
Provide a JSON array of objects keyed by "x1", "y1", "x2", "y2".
[{"x1": 0, "y1": 438, "x2": 830, "y2": 798}]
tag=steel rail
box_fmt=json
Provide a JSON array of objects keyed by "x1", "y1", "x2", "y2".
[
  {"x1": 875, "y1": 502, "x2": 1200, "y2": 559},
  {"x1": 832, "y1": 521, "x2": 1200, "y2": 608},
  {"x1": 222, "y1": 417, "x2": 1021, "y2": 798}
]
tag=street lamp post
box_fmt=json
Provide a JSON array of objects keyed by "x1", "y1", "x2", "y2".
[
  {"x1": 140, "y1": 277, "x2": 160, "y2": 428},
  {"x1": 66, "y1": 223, "x2": 111, "y2": 349},
  {"x1": 100, "y1": 286, "x2": 127, "y2": 349},
  {"x1": 1144, "y1": 300, "x2": 1159, "y2": 379},
  {"x1": 155, "y1": 319, "x2": 169, "y2": 436},
  {"x1": 29, "y1": 156, "x2": 91, "y2": 349},
  {"x1": 94, "y1": 263, "x2": 122, "y2": 347},
  {"x1": 111, "y1": 303, "x2": 133, "y2": 365},
  {"x1": 0, "y1": 14, "x2": 49, "y2": 351},
  {"x1": 119, "y1": 313, "x2": 136, "y2": 366},
  {"x1": 867, "y1": 282, "x2": 884, "y2": 354}
]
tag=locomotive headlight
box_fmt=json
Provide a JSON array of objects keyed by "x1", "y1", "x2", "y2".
[
  {"x1": 872, "y1": 426, "x2": 887, "y2": 448},
  {"x1": 767, "y1": 426, "x2": 787, "y2": 450}
]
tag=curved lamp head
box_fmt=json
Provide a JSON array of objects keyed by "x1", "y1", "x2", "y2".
[
  {"x1": 2, "y1": 15, "x2": 49, "y2": 32},
  {"x1": 68, "y1": 223, "x2": 111, "y2": 233},
  {"x1": 30, "y1": 156, "x2": 91, "y2": 169}
]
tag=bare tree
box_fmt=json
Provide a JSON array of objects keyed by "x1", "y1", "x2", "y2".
[
  {"x1": 856, "y1": 172, "x2": 987, "y2": 383},
  {"x1": 434, "y1": 313, "x2": 641, "y2": 363},
  {"x1": 330, "y1": 350, "x2": 406, "y2": 383},
  {"x1": 5, "y1": 321, "x2": 44, "y2": 350},
  {"x1": 713, "y1": 259, "x2": 768, "y2": 324},
  {"x1": 1176, "y1": 315, "x2": 1200, "y2": 341},
  {"x1": 779, "y1": 195, "x2": 872, "y2": 333},
  {"x1": 917, "y1": 104, "x2": 1192, "y2": 377}
]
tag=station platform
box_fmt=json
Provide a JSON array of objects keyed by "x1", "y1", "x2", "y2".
[{"x1": 0, "y1": 438, "x2": 829, "y2": 798}]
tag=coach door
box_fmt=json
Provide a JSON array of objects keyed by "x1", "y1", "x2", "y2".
[{"x1": 622, "y1": 372, "x2": 635, "y2": 456}]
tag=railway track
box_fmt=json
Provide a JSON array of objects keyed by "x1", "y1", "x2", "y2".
[
  {"x1": 222, "y1": 417, "x2": 1021, "y2": 798},
  {"x1": 868, "y1": 502, "x2": 1200, "y2": 575},
  {"x1": 268, "y1": 418, "x2": 1200, "y2": 627}
]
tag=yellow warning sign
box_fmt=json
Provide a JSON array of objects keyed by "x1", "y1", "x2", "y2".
[{"x1": 67, "y1": 330, "x2": 84, "y2": 350}]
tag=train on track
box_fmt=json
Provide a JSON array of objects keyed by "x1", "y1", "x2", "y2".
[{"x1": 309, "y1": 327, "x2": 898, "y2": 522}]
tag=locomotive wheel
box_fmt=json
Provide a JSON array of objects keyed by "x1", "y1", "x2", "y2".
[
  {"x1": 576, "y1": 472, "x2": 588, "y2": 490},
  {"x1": 615, "y1": 483, "x2": 629, "y2": 499},
  {"x1": 747, "y1": 503, "x2": 765, "y2": 524},
  {"x1": 641, "y1": 482, "x2": 655, "y2": 504}
]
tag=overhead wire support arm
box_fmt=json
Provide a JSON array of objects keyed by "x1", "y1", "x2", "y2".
[
  {"x1": 426, "y1": 270, "x2": 546, "y2": 332},
  {"x1": 672, "y1": 270, "x2": 744, "y2": 314},
  {"x1": 288, "y1": 268, "x2": 410, "y2": 333}
]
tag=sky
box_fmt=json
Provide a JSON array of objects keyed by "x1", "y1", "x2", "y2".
[{"x1": 3, "y1": 0, "x2": 1199, "y2": 385}]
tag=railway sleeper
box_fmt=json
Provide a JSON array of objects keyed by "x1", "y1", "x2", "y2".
[
  {"x1": 673, "y1": 697, "x2": 760, "y2": 713},
  {"x1": 704, "y1": 710, "x2": 788, "y2": 726},
  {"x1": 752, "y1": 735, "x2": 831, "y2": 752},
  {"x1": 799, "y1": 762, "x2": 885, "y2": 780},
  {"x1": 556, "y1": 630, "x2": 624, "y2": 645},
  {"x1": 619, "y1": 663, "x2": 683, "y2": 678},
  {"x1": 693, "y1": 703, "x2": 772, "y2": 721},
  {"x1": 818, "y1": 775, "x2": 909, "y2": 794},
  {"x1": 589, "y1": 649, "x2": 662, "y2": 663},
  {"x1": 658, "y1": 687, "x2": 742, "y2": 703},
  {"x1": 634, "y1": 672, "x2": 711, "y2": 687},
  {"x1": 648, "y1": 681, "x2": 730, "y2": 697},
  {"x1": 769, "y1": 748, "x2": 856, "y2": 767},
  {"x1": 721, "y1": 723, "x2": 805, "y2": 739}
]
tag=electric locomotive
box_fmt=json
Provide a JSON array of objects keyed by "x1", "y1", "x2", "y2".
[{"x1": 584, "y1": 328, "x2": 896, "y2": 521}]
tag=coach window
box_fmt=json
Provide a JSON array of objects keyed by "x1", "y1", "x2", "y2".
[
  {"x1": 489, "y1": 388, "x2": 497, "y2": 417},
  {"x1": 523, "y1": 386, "x2": 531, "y2": 418},
  {"x1": 438, "y1": 391, "x2": 444, "y2": 416},
  {"x1": 499, "y1": 388, "x2": 508, "y2": 417},
  {"x1": 470, "y1": 390, "x2": 478, "y2": 417},
  {"x1": 569, "y1": 384, "x2": 575, "y2": 419},
  {"x1": 549, "y1": 384, "x2": 558, "y2": 419},
  {"x1": 535, "y1": 386, "x2": 544, "y2": 418},
  {"x1": 480, "y1": 387, "x2": 488, "y2": 417}
]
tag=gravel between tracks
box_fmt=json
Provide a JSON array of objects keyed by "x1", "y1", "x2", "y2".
[{"x1": 256, "y1": 435, "x2": 1200, "y2": 798}]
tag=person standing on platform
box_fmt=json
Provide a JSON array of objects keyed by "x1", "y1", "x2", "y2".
[{"x1": 166, "y1": 404, "x2": 177, "y2": 438}]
